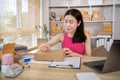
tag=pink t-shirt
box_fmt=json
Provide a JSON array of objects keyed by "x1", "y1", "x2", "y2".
[{"x1": 62, "y1": 33, "x2": 85, "y2": 55}]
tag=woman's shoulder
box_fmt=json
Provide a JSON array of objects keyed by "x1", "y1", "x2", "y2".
[
  {"x1": 55, "y1": 33, "x2": 64, "y2": 42},
  {"x1": 56, "y1": 33, "x2": 64, "y2": 37}
]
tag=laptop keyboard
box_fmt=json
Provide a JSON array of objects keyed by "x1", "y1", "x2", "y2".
[
  {"x1": 93, "y1": 64, "x2": 104, "y2": 71},
  {"x1": 84, "y1": 60, "x2": 105, "y2": 72}
]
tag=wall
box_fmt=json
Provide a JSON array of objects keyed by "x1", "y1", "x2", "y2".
[{"x1": 114, "y1": 6, "x2": 120, "y2": 40}]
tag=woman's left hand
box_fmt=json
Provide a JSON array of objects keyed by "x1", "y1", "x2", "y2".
[
  {"x1": 63, "y1": 48, "x2": 75, "y2": 57},
  {"x1": 63, "y1": 48, "x2": 82, "y2": 57}
]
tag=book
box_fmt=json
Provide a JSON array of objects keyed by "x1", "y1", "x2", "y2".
[
  {"x1": 76, "y1": 72, "x2": 101, "y2": 80},
  {"x1": 97, "y1": 34, "x2": 111, "y2": 38},
  {"x1": 96, "y1": 34, "x2": 113, "y2": 51},
  {"x1": 49, "y1": 57, "x2": 81, "y2": 69}
]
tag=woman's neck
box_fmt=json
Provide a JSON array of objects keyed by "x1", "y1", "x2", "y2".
[{"x1": 67, "y1": 32, "x2": 74, "y2": 37}]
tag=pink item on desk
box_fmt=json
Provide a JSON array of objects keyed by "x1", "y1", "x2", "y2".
[{"x1": 2, "y1": 54, "x2": 14, "y2": 65}]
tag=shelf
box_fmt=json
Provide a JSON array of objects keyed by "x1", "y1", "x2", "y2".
[
  {"x1": 49, "y1": 3, "x2": 120, "y2": 8},
  {"x1": 49, "y1": 21, "x2": 64, "y2": 23},
  {"x1": 91, "y1": 36, "x2": 112, "y2": 39},
  {"x1": 49, "y1": 5, "x2": 90, "y2": 8},
  {"x1": 49, "y1": 6, "x2": 70, "y2": 8},
  {"x1": 84, "y1": 20, "x2": 113, "y2": 23},
  {"x1": 90, "y1": 3, "x2": 120, "y2": 7},
  {"x1": 48, "y1": 35, "x2": 112, "y2": 39},
  {"x1": 49, "y1": 20, "x2": 113, "y2": 23}
]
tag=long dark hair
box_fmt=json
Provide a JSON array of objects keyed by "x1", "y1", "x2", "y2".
[{"x1": 64, "y1": 9, "x2": 86, "y2": 43}]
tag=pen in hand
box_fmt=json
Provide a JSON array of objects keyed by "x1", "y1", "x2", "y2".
[
  {"x1": 39, "y1": 43, "x2": 49, "y2": 51},
  {"x1": 63, "y1": 48, "x2": 72, "y2": 56},
  {"x1": 56, "y1": 64, "x2": 74, "y2": 68}
]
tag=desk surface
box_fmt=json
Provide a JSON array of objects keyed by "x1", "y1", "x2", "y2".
[{"x1": 0, "y1": 56, "x2": 120, "y2": 80}]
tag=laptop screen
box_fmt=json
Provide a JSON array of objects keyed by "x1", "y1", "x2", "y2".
[
  {"x1": 100, "y1": 40, "x2": 120, "y2": 73},
  {"x1": 84, "y1": 40, "x2": 120, "y2": 73}
]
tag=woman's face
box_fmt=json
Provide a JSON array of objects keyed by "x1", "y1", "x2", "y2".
[{"x1": 64, "y1": 15, "x2": 80, "y2": 34}]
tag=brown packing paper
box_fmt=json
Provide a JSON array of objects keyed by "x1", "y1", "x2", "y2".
[{"x1": 34, "y1": 50, "x2": 65, "y2": 61}]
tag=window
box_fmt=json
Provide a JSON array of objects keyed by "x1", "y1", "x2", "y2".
[
  {"x1": 0, "y1": 0, "x2": 40, "y2": 48},
  {"x1": 0, "y1": 0, "x2": 16, "y2": 28}
]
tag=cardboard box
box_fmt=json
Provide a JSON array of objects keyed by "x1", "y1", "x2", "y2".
[
  {"x1": 92, "y1": 10, "x2": 100, "y2": 18},
  {"x1": 103, "y1": 27, "x2": 112, "y2": 32},
  {"x1": 92, "y1": 17, "x2": 105, "y2": 21},
  {"x1": 34, "y1": 50, "x2": 65, "y2": 61},
  {"x1": 98, "y1": 31, "x2": 112, "y2": 35},
  {"x1": 83, "y1": 17, "x2": 90, "y2": 21},
  {"x1": 103, "y1": 23, "x2": 112, "y2": 32},
  {"x1": 51, "y1": 23, "x2": 57, "y2": 31},
  {"x1": 0, "y1": 38, "x2": 3, "y2": 42}
]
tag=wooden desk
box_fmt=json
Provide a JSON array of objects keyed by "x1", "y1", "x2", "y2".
[{"x1": 0, "y1": 56, "x2": 120, "y2": 80}]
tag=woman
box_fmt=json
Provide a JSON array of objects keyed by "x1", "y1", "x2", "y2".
[{"x1": 40, "y1": 9, "x2": 91, "y2": 57}]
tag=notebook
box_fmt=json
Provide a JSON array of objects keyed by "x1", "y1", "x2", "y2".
[
  {"x1": 49, "y1": 57, "x2": 81, "y2": 69},
  {"x1": 84, "y1": 40, "x2": 120, "y2": 73}
]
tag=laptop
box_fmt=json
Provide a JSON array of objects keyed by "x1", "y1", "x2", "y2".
[{"x1": 84, "y1": 40, "x2": 120, "y2": 73}]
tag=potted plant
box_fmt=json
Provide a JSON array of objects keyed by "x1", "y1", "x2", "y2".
[{"x1": 41, "y1": 24, "x2": 49, "y2": 37}]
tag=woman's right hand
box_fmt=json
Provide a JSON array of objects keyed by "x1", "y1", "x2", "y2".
[{"x1": 39, "y1": 43, "x2": 49, "y2": 52}]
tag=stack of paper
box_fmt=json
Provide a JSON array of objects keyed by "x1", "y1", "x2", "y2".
[
  {"x1": 49, "y1": 57, "x2": 81, "y2": 69},
  {"x1": 76, "y1": 72, "x2": 101, "y2": 80}
]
